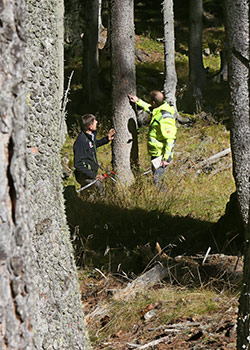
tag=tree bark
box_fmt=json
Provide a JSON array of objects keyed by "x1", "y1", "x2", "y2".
[
  {"x1": 0, "y1": 1, "x2": 34, "y2": 348},
  {"x1": 213, "y1": 44, "x2": 228, "y2": 83},
  {"x1": 25, "y1": 0, "x2": 90, "y2": 348},
  {"x1": 98, "y1": 0, "x2": 104, "y2": 35},
  {"x1": 224, "y1": 1, "x2": 250, "y2": 348},
  {"x1": 188, "y1": 0, "x2": 206, "y2": 112},
  {"x1": 225, "y1": 0, "x2": 250, "y2": 227},
  {"x1": 162, "y1": 0, "x2": 178, "y2": 112},
  {"x1": 83, "y1": 0, "x2": 101, "y2": 110},
  {"x1": 110, "y1": 0, "x2": 138, "y2": 184}
]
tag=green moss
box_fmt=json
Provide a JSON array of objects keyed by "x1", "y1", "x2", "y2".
[{"x1": 135, "y1": 35, "x2": 164, "y2": 54}]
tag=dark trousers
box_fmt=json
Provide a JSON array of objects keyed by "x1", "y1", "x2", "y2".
[
  {"x1": 74, "y1": 170, "x2": 103, "y2": 193},
  {"x1": 153, "y1": 166, "x2": 168, "y2": 185}
]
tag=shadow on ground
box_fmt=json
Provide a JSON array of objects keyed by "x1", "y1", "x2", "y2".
[{"x1": 63, "y1": 185, "x2": 244, "y2": 274}]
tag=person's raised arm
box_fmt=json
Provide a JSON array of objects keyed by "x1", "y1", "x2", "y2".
[{"x1": 128, "y1": 93, "x2": 152, "y2": 114}]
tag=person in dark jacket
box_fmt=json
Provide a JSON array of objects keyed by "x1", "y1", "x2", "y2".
[{"x1": 73, "y1": 114, "x2": 115, "y2": 190}]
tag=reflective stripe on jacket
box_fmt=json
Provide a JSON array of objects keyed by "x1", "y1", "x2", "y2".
[{"x1": 136, "y1": 99, "x2": 177, "y2": 161}]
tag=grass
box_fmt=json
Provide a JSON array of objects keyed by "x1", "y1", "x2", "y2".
[
  {"x1": 63, "y1": 119, "x2": 234, "y2": 221},
  {"x1": 86, "y1": 281, "x2": 238, "y2": 345}
]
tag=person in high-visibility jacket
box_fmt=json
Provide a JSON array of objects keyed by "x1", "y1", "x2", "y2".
[{"x1": 128, "y1": 90, "x2": 177, "y2": 186}]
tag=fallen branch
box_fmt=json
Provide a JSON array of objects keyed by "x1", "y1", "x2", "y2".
[
  {"x1": 196, "y1": 147, "x2": 231, "y2": 168},
  {"x1": 127, "y1": 335, "x2": 170, "y2": 349}
]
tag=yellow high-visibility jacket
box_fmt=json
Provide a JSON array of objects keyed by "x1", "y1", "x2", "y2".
[{"x1": 136, "y1": 99, "x2": 177, "y2": 162}]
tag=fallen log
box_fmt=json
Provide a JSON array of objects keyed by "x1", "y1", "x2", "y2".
[
  {"x1": 196, "y1": 147, "x2": 231, "y2": 168},
  {"x1": 113, "y1": 263, "x2": 168, "y2": 300},
  {"x1": 161, "y1": 252, "x2": 243, "y2": 288},
  {"x1": 114, "y1": 241, "x2": 243, "y2": 301}
]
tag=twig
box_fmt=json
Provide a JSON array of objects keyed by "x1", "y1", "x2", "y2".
[
  {"x1": 202, "y1": 247, "x2": 211, "y2": 265},
  {"x1": 196, "y1": 265, "x2": 203, "y2": 288},
  {"x1": 61, "y1": 70, "x2": 74, "y2": 127},
  {"x1": 95, "y1": 268, "x2": 107, "y2": 279}
]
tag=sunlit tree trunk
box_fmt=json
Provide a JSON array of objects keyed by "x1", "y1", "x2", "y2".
[
  {"x1": 225, "y1": 0, "x2": 250, "y2": 348},
  {"x1": 98, "y1": 0, "x2": 104, "y2": 34},
  {"x1": 225, "y1": 0, "x2": 249, "y2": 227},
  {"x1": 25, "y1": 0, "x2": 90, "y2": 348},
  {"x1": 188, "y1": 0, "x2": 206, "y2": 112},
  {"x1": 162, "y1": 0, "x2": 178, "y2": 111},
  {"x1": 0, "y1": 1, "x2": 35, "y2": 348},
  {"x1": 110, "y1": 0, "x2": 138, "y2": 184}
]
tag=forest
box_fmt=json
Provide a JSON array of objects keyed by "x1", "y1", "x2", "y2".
[{"x1": 0, "y1": 0, "x2": 249, "y2": 349}]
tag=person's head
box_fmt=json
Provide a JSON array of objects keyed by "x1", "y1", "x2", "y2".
[
  {"x1": 81, "y1": 114, "x2": 98, "y2": 132},
  {"x1": 149, "y1": 90, "x2": 164, "y2": 108}
]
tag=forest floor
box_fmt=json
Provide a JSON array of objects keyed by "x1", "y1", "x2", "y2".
[{"x1": 80, "y1": 272, "x2": 238, "y2": 350}]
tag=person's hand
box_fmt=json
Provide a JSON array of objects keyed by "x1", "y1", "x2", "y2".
[
  {"x1": 128, "y1": 94, "x2": 138, "y2": 103},
  {"x1": 96, "y1": 174, "x2": 104, "y2": 182},
  {"x1": 108, "y1": 128, "x2": 115, "y2": 141},
  {"x1": 161, "y1": 160, "x2": 169, "y2": 168}
]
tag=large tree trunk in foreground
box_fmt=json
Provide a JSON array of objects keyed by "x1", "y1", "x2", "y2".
[
  {"x1": 224, "y1": 1, "x2": 250, "y2": 349},
  {"x1": 225, "y1": 0, "x2": 250, "y2": 227},
  {"x1": 110, "y1": 0, "x2": 138, "y2": 184},
  {"x1": 0, "y1": 1, "x2": 34, "y2": 348},
  {"x1": 25, "y1": 0, "x2": 90, "y2": 348}
]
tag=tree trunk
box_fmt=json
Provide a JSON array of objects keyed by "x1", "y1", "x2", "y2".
[
  {"x1": 225, "y1": 0, "x2": 250, "y2": 227},
  {"x1": 110, "y1": 0, "x2": 138, "y2": 184},
  {"x1": 162, "y1": 0, "x2": 178, "y2": 112},
  {"x1": 0, "y1": 1, "x2": 34, "y2": 348},
  {"x1": 238, "y1": 223, "x2": 250, "y2": 350},
  {"x1": 83, "y1": 0, "x2": 101, "y2": 110},
  {"x1": 213, "y1": 44, "x2": 228, "y2": 83},
  {"x1": 25, "y1": 0, "x2": 90, "y2": 348},
  {"x1": 188, "y1": 0, "x2": 206, "y2": 112},
  {"x1": 64, "y1": 0, "x2": 84, "y2": 59},
  {"x1": 224, "y1": 0, "x2": 250, "y2": 348},
  {"x1": 98, "y1": 0, "x2": 104, "y2": 35}
]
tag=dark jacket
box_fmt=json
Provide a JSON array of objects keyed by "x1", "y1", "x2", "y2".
[{"x1": 73, "y1": 131, "x2": 109, "y2": 179}]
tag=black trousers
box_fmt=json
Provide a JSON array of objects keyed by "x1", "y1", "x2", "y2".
[{"x1": 74, "y1": 170, "x2": 103, "y2": 192}]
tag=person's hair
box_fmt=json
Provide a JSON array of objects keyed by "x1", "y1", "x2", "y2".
[
  {"x1": 149, "y1": 90, "x2": 164, "y2": 106},
  {"x1": 81, "y1": 114, "x2": 96, "y2": 131}
]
